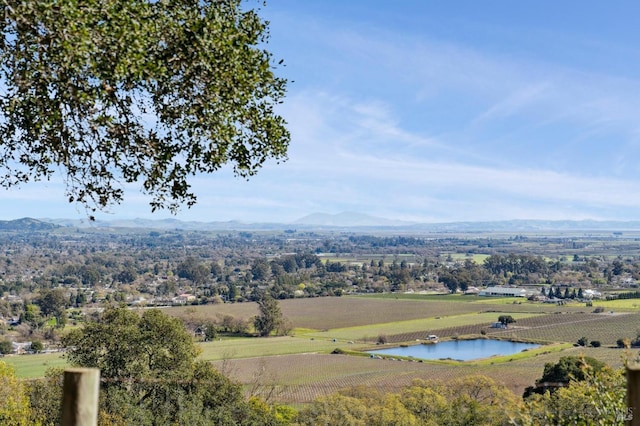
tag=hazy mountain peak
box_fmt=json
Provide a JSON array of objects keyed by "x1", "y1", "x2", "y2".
[
  {"x1": 0, "y1": 218, "x2": 60, "y2": 231},
  {"x1": 293, "y1": 212, "x2": 414, "y2": 227}
]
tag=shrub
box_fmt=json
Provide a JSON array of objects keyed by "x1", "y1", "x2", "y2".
[
  {"x1": 617, "y1": 338, "x2": 631, "y2": 348},
  {"x1": 0, "y1": 340, "x2": 12, "y2": 355},
  {"x1": 590, "y1": 341, "x2": 601, "y2": 348},
  {"x1": 498, "y1": 315, "x2": 516, "y2": 326},
  {"x1": 30, "y1": 340, "x2": 44, "y2": 353},
  {"x1": 577, "y1": 337, "x2": 589, "y2": 347},
  {"x1": 377, "y1": 334, "x2": 388, "y2": 345}
]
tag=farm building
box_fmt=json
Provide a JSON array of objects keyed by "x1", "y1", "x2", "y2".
[
  {"x1": 478, "y1": 286, "x2": 527, "y2": 297},
  {"x1": 582, "y1": 289, "x2": 602, "y2": 299}
]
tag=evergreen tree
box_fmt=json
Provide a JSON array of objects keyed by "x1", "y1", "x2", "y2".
[{"x1": 253, "y1": 291, "x2": 284, "y2": 337}]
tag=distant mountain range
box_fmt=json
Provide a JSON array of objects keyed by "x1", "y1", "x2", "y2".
[
  {"x1": 294, "y1": 212, "x2": 415, "y2": 227},
  {"x1": 0, "y1": 217, "x2": 60, "y2": 231},
  {"x1": 3, "y1": 213, "x2": 640, "y2": 233}
]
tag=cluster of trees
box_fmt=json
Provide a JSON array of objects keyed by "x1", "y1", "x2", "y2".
[
  {"x1": 1, "y1": 230, "x2": 640, "y2": 304},
  {"x1": 540, "y1": 286, "x2": 586, "y2": 300},
  {"x1": 297, "y1": 376, "x2": 521, "y2": 425},
  {"x1": 520, "y1": 357, "x2": 628, "y2": 424},
  {"x1": 522, "y1": 356, "x2": 606, "y2": 398},
  {"x1": 498, "y1": 315, "x2": 516, "y2": 327},
  {"x1": 609, "y1": 290, "x2": 640, "y2": 300},
  {"x1": 0, "y1": 307, "x2": 295, "y2": 425}
]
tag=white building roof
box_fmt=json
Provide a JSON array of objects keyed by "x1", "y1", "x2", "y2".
[{"x1": 479, "y1": 286, "x2": 528, "y2": 297}]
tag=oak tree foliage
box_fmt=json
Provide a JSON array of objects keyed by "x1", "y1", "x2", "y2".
[
  {"x1": 61, "y1": 307, "x2": 282, "y2": 424},
  {"x1": 522, "y1": 355, "x2": 607, "y2": 398},
  {"x1": 520, "y1": 367, "x2": 627, "y2": 425},
  {"x1": 296, "y1": 376, "x2": 522, "y2": 425},
  {"x1": 0, "y1": 0, "x2": 289, "y2": 215},
  {"x1": 498, "y1": 315, "x2": 515, "y2": 326},
  {"x1": 62, "y1": 307, "x2": 198, "y2": 382}
]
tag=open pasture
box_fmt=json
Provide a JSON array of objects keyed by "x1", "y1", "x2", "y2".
[
  {"x1": 3, "y1": 352, "x2": 67, "y2": 378},
  {"x1": 449, "y1": 253, "x2": 490, "y2": 263},
  {"x1": 365, "y1": 293, "x2": 588, "y2": 311},
  {"x1": 591, "y1": 299, "x2": 640, "y2": 311},
  {"x1": 300, "y1": 312, "x2": 541, "y2": 342}
]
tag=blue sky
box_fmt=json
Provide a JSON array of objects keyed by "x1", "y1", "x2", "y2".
[{"x1": 3, "y1": 1, "x2": 640, "y2": 223}]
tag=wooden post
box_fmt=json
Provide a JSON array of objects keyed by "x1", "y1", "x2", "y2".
[
  {"x1": 61, "y1": 368, "x2": 100, "y2": 426},
  {"x1": 627, "y1": 365, "x2": 640, "y2": 426}
]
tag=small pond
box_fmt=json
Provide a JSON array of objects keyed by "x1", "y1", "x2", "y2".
[{"x1": 367, "y1": 339, "x2": 540, "y2": 361}]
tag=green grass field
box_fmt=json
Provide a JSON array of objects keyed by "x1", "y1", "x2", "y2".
[
  {"x1": 591, "y1": 299, "x2": 640, "y2": 310},
  {"x1": 448, "y1": 253, "x2": 490, "y2": 263},
  {"x1": 3, "y1": 353, "x2": 67, "y2": 378}
]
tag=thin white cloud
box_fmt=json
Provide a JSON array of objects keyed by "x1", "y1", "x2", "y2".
[
  {"x1": 318, "y1": 21, "x2": 640, "y2": 142},
  {"x1": 472, "y1": 83, "x2": 552, "y2": 124}
]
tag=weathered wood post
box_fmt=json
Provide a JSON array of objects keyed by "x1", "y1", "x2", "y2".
[
  {"x1": 627, "y1": 364, "x2": 640, "y2": 426},
  {"x1": 61, "y1": 368, "x2": 100, "y2": 426}
]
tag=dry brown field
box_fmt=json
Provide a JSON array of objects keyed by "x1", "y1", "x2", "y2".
[
  {"x1": 170, "y1": 296, "x2": 493, "y2": 330},
  {"x1": 168, "y1": 295, "x2": 587, "y2": 331}
]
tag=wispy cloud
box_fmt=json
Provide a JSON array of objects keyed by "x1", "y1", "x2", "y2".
[{"x1": 472, "y1": 83, "x2": 552, "y2": 124}]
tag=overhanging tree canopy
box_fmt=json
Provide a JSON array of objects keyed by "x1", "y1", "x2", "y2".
[{"x1": 0, "y1": 0, "x2": 289, "y2": 216}]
